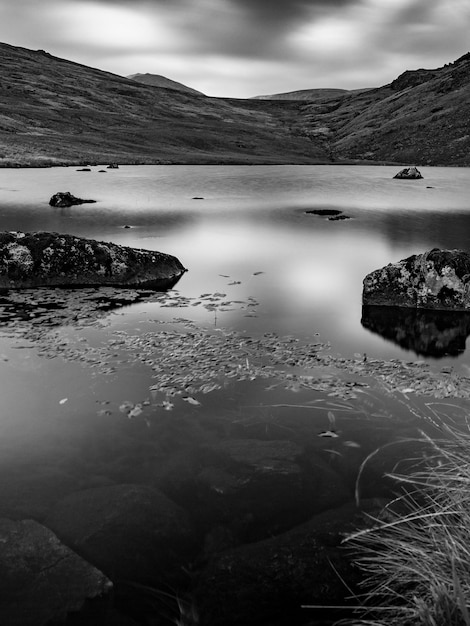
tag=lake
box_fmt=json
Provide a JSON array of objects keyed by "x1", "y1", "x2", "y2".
[{"x1": 1, "y1": 164, "x2": 470, "y2": 624}]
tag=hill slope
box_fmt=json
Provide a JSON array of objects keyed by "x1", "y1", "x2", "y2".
[
  {"x1": 292, "y1": 53, "x2": 470, "y2": 165},
  {"x1": 252, "y1": 88, "x2": 370, "y2": 102},
  {"x1": 126, "y1": 73, "x2": 205, "y2": 96},
  {"x1": 0, "y1": 43, "x2": 328, "y2": 166}
]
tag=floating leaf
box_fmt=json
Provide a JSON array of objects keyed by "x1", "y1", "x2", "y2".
[
  {"x1": 59, "y1": 398, "x2": 68, "y2": 405},
  {"x1": 343, "y1": 440, "x2": 361, "y2": 448},
  {"x1": 318, "y1": 430, "x2": 339, "y2": 438},
  {"x1": 182, "y1": 396, "x2": 201, "y2": 406},
  {"x1": 128, "y1": 405, "x2": 143, "y2": 418}
]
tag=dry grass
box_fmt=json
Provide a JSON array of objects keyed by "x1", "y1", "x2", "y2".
[{"x1": 344, "y1": 425, "x2": 470, "y2": 625}]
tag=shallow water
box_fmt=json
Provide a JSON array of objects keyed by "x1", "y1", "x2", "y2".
[{"x1": 1, "y1": 164, "x2": 470, "y2": 622}]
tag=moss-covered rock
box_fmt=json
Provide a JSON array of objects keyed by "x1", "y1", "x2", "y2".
[
  {"x1": 363, "y1": 248, "x2": 470, "y2": 310},
  {"x1": 0, "y1": 231, "x2": 186, "y2": 288}
]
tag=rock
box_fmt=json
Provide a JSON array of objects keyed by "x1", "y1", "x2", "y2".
[
  {"x1": 190, "y1": 440, "x2": 350, "y2": 541},
  {"x1": 393, "y1": 166, "x2": 423, "y2": 179},
  {"x1": 328, "y1": 214, "x2": 351, "y2": 221},
  {"x1": 76, "y1": 168, "x2": 91, "y2": 172},
  {"x1": 45, "y1": 484, "x2": 194, "y2": 585},
  {"x1": 305, "y1": 209, "x2": 342, "y2": 216},
  {"x1": 362, "y1": 304, "x2": 470, "y2": 357},
  {"x1": 0, "y1": 231, "x2": 186, "y2": 288},
  {"x1": 363, "y1": 248, "x2": 470, "y2": 311},
  {"x1": 193, "y1": 500, "x2": 384, "y2": 626},
  {"x1": 0, "y1": 518, "x2": 112, "y2": 626},
  {"x1": 49, "y1": 191, "x2": 96, "y2": 207}
]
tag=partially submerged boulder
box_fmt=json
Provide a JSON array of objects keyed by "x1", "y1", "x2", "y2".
[
  {"x1": 393, "y1": 166, "x2": 423, "y2": 179},
  {"x1": 0, "y1": 231, "x2": 186, "y2": 289},
  {"x1": 0, "y1": 518, "x2": 112, "y2": 626},
  {"x1": 363, "y1": 248, "x2": 470, "y2": 310},
  {"x1": 49, "y1": 191, "x2": 96, "y2": 208}
]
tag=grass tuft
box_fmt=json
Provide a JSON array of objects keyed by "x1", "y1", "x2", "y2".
[{"x1": 344, "y1": 426, "x2": 470, "y2": 625}]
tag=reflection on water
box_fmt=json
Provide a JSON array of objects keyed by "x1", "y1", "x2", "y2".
[{"x1": 362, "y1": 305, "x2": 470, "y2": 358}]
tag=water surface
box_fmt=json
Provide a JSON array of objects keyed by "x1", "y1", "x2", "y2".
[{"x1": 1, "y1": 164, "x2": 470, "y2": 621}]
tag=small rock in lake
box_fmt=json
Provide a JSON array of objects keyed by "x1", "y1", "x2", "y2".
[
  {"x1": 192, "y1": 197, "x2": 204, "y2": 200},
  {"x1": 76, "y1": 168, "x2": 91, "y2": 172},
  {"x1": 328, "y1": 214, "x2": 351, "y2": 221},
  {"x1": 306, "y1": 209, "x2": 342, "y2": 216},
  {"x1": 49, "y1": 191, "x2": 96, "y2": 207},
  {"x1": 393, "y1": 166, "x2": 423, "y2": 179}
]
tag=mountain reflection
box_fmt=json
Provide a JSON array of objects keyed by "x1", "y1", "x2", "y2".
[{"x1": 361, "y1": 305, "x2": 470, "y2": 358}]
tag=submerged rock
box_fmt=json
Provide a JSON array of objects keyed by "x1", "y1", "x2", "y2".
[
  {"x1": 49, "y1": 191, "x2": 96, "y2": 207},
  {"x1": 363, "y1": 248, "x2": 470, "y2": 310},
  {"x1": 45, "y1": 484, "x2": 194, "y2": 585},
  {"x1": 393, "y1": 166, "x2": 423, "y2": 179},
  {"x1": 193, "y1": 500, "x2": 383, "y2": 626},
  {"x1": 0, "y1": 518, "x2": 112, "y2": 626},
  {"x1": 0, "y1": 231, "x2": 186, "y2": 288}
]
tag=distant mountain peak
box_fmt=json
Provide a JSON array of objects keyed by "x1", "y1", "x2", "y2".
[{"x1": 126, "y1": 73, "x2": 205, "y2": 96}]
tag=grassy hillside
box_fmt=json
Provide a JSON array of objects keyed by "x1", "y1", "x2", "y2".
[
  {"x1": 0, "y1": 43, "x2": 328, "y2": 166},
  {"x1": 293, "y1": 53, "x2": 470, "y2": 165},
  {"x1": 0, "y1": 42, "x2": 469, "y2": 166}
]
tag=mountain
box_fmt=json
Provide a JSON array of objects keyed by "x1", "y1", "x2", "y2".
[
  {"x1": 0, "y1": 42, "x2": 469, "y2": 166},
  {"x1": 127, "y1": 73, "x2": 205, "y2": 96},
  {"x1": 252, "y1": 88, "x2": 371, "y2": 102}
]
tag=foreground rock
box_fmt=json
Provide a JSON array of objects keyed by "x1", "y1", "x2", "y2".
[
  {"x1": 49, "y1": 191, "x2": 96, "y2": 207},
  {"x1": 193, "y1": 500, "x2": 384, "y2": 626},
  {"x1": 0, "y1": 518, "x2": 112, "y2": 626},
  {"x1": 45, "y1": 484, "x2": 194, "y2": 585},
  {"x1": 363, "y1": 248, "x2": 470, "y2": 310},
  {"x1": 393, "y1": 166, "x2": 423, "y2": 179},
  {"x1": 0, "y1": 231, "x2": 186, "y2": 288}
]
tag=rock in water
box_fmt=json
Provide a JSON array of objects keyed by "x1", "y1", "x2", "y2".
[
  {"x1": 0, "y1": 518, "x2": 112, "y2": 626},
  {"x1": 49, "y1": 191, "x2": 96, "y2": 207},
  {"x1": 0, "y1": 231, "x2": 186, "y2": 288},
  {"x1": 393, "y1": 166, "x2": 423, "y2": 179},
  {"x1": 363, "y1": 249, "x2": 470, "y2": 310}
]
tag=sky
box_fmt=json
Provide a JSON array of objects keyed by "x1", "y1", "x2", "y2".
[{"x1": 0, "y1": 0, "x2": 469, "y2": 98}]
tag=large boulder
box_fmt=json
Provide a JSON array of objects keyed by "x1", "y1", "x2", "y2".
[
  {"x1": 0, "y1": 231, "x2": 186, "y2": 288},
  {"x1": 0, "y1": 518, "x2": 112, "y2": 626},
  {"x1": 363, "y1": 248, "x2": 470, "y2": 311},
  {"x1": 45, "y1": 484, "x2": 194, "y2": 585},
  {"x1": 393, "y1": 166, "x2": 423, "y2": 179},
  {"x1": 49, "y1": 192, "x2": 96, "y2": 208}
]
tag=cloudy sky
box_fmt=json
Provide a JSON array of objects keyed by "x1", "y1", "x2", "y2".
[{"x1": 0, "y1": 0, "x2": 469, "y2": 97}]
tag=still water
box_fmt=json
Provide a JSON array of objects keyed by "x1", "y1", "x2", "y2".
[{"x1": 1, "y1": 164, "x2": 470, "y2": 622}]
